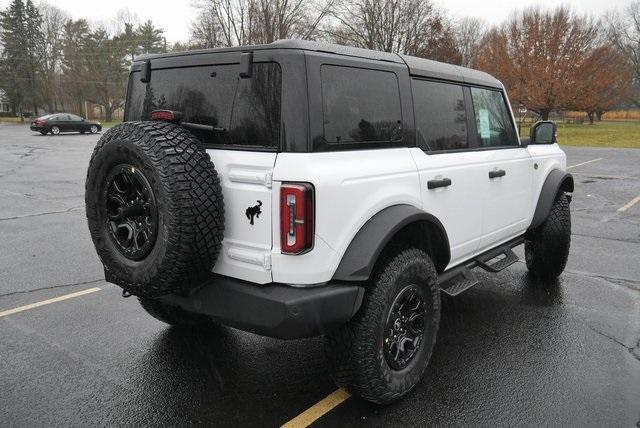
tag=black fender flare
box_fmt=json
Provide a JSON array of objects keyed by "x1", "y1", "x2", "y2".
[
  {"x1": 332, "y1": 205, "x2": 450, "y2": 282},
  {"x1": 529, "y1": 169, "x2": 574, "y2": 230}
]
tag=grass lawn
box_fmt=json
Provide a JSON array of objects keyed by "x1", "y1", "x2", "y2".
[
  {"x1": 100, "y1": 121, "x2": 122, "y2": 129},
  {"x1": 519, "y1": 121, "x2": 640, "y2": 149},
  {"x1": 0, "y1": 116, "x2": 27, "y2": 123}
]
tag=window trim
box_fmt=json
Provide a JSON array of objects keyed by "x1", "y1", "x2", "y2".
[
  {"x1": 318, "y1": 64, "x2": 405, "y2": 147},
  {"x1": 410, "y1": 76, "x2": 523, "y2": 155}
]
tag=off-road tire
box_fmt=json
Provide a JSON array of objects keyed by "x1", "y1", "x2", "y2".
[
  {"x1": 324, "y1": 248, "x2": 440, "y2": 404},
  {"x1": 85, "y1": 121, "x2": 224, "y2": 297},
  {"x1": 525, "y1": 193, "x2": 571, "y2": 279},
  {"x1": 138, "y1": 297, "x2": 214, "y2": 327}
]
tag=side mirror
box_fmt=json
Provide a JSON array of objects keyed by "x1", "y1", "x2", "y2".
[{"x1": 530, "y1": 121, "x2": 557, "y2": 144}]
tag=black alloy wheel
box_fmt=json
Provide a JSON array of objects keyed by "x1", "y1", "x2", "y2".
[
  {"x1": 383, "y1": 284, "x2": 425, "y2": 370},
  {"x1": 105, "y1": 164, "x2": 158, "y2": 260}
]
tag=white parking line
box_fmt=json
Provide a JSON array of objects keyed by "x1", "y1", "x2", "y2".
[
  {"x1": 567, "y1": 158, "x2": 602, "y2": 169},
  {"x1": 618, "y1": 195, "x2": 640, "y2": 212},
  {"x1": 0, "y1": 287, "x2": 101, "y2": 318}
]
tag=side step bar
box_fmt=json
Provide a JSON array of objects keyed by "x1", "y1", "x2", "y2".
[{"x1": 439, "y1": 236, "x2": 524, "y2": 296}]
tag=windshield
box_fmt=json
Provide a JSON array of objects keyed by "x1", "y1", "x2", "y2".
[{"x1": 125, "y1": 62, "x2": 282, "y2": 149}]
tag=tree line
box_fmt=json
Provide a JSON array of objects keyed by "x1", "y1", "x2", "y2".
[
  {"x1": 1, "y1": 0, "x2": 639, "y2": 123},
  {"x1": 0, "y1": 1, "x2": 166, "y2": 120}
]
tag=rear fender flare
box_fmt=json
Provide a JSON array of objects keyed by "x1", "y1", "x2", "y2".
[{"x1": 332, "y1": 205, "x2": 450, "y2": 282}]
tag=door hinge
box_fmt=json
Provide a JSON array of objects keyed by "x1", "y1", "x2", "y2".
[
  {"x1": 264, "y1": 171, "x2": 273, "y2": 188},
  {"x1": 263, "y1": 253, "x2": 272, "y2": 270}
]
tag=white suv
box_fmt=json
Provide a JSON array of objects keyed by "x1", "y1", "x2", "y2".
[{"x1": 85, "y1": 40, "x2": 573, "y2": 404}]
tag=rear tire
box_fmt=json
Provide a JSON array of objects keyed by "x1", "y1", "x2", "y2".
[
  {"x1": 325, "y1": 248, "x2": 440, "y2": 404},
  {"x1": 51, "y1": 126, "x2": 60, "y2": 135},
  {"x1": 138, "y1": 297, "x2": 214, "y2": 327},
  {"x1": 525, "y1": 194, "x2": 571, "y2": 279}
]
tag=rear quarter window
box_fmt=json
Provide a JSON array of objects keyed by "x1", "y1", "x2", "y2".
[{"x1": 125, "y1": 62, "x2": 282, "y2": 149}]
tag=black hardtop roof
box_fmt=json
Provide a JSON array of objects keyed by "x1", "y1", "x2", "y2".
[{"x1": 136, "y1": 39, "x2": 502, "y2": 89}]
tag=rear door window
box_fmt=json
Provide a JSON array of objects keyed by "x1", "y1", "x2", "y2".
[
  {"x1": 126, "y1": 62, "x2": 282, "y2": 149},
  {"x1": 412, "y1": 79, "x2": 468, "y2": 151},
  {"x1": 470, "y1": 87, "x2": 518, "y2": 148},
  {"x1": 320, "y1": 65, "x2": 402, "y2": 144}
]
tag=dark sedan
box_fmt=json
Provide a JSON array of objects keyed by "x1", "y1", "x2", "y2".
[{"x1": 30, "y1": 113, "x2": 102, "y2": 135}]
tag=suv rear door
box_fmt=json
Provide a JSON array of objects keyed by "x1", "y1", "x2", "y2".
[
  {"x1": 125, "y1": 55, "x2": 283, "y2": 283},
  {"x1": 409, "y1": 79, "x2": 490, "y2": 267}
]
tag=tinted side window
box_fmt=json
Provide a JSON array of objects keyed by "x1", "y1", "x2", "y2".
[
  {"x1": 321, "y1": 65, "x2": 402, "y2": 144},
  {"x1": 470, "y1": 87, "x2": 518, "y2": 147},
  {"x1": 126, "y1": 62, "x2": 281, "y2": 148},
  {"x1": 69, "y1": 114, "x2": 83, "y2": 121},
  {"x1": 412, "y1": 80, "x2": 467, "y2": 151}
]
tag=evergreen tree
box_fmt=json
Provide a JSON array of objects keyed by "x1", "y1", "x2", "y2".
[
  {"x1": 121, "y1": 22, "x2": 139, "y2": 62},
  {"x1": 135, "y1": 20, "x2": 165, "y2": 54},
  {"x1": 0, "y1": 0, "x2": 28, "y2": 115},
  {"x1": 0, "y1": 0, "x2": 44, "y2": 115}
]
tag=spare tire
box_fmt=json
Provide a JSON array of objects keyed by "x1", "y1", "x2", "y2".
[{"x1": 85, "y1": 121, "x2": 224, "y2": 297}]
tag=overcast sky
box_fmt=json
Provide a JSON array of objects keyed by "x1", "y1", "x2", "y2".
[{"x1": 0, "y1": 0, "x2": 631, "y2": 43}]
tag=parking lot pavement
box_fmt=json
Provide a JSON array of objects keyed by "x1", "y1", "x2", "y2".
[{"x1": 1, "y1": 123, "x2": 639, "y2": 427}]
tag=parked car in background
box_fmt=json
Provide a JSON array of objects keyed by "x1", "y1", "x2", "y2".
[{"x1": 30, "y1": 113, "x2": 102, "y2": 135}]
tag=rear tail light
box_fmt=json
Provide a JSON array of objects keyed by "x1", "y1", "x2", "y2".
[
  {"x1": 150, "y1": 110, "x2": 182, "y2": 122},
  {"x1": 280, "y1": 183, "x2": 314, "y2": 254}
]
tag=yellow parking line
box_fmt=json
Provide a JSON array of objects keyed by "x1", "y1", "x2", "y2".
[
  {"x1": 0, "y1": 287, "x2": 102, "y2": 318},
  {"x1": 281, "y1": 388, "x2": 351, "y2": 428},
  {"x1": 618, "y1": 195, "x2": 640, "y2": 212}
]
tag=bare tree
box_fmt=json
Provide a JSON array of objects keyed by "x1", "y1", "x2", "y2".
[
  {"x1": 190, "y1": 0, "x2": 333, "y2": 48},
  {"x1": 327, "y1": 0, "x2": 461, "y2": 63},
  {"x1": 455, "y1": 17, "x2": 486, "y2": 68},
  {"x1": 37, "y1": 2, "x2": 68, "y2": 112},
  {"x1": 608, "y1": 1, "x2": 640, "y2": 106},
  {"x1": 476, "y1": 7, "x2": 599, "y2": 120}
]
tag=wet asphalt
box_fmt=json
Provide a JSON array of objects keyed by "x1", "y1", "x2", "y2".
[{"x1": 0, "y1": 124, "x2": 639, "y2": 427}]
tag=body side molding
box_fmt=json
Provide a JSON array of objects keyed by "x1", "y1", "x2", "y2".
[
  {"x1": 529, "y1": 169, "x2": 574, "y2": 230},
  {"x1": 333, "y1": 205, "x2": 450, "y2": 281}
]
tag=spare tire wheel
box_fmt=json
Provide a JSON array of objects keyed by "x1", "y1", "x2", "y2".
[{"x1": 85, "y1": 121, "x2": 224, "y2": 297}]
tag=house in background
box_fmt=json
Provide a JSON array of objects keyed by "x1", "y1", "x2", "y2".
[{"x1": 0, "y1": 89, "x2": 12, "y2": 114}]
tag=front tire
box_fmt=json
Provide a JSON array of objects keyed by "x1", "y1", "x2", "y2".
[
  {"x1": 325, "y1": 248, "x2": 440, "y2": 404},
  {"x1": 525, "y1": 194, "x2": 571, "y2": 279}
]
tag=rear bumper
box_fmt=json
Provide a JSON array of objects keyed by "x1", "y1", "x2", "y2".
[{"x1": 159, "y1": 275, "x2": 365, "y2": 339}]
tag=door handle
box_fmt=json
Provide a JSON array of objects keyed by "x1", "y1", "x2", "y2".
[
  {"x1": 489, "y1": 169, "x2": 506, "y2": 179},
  {"x1": 427, "y1": 178, "x2": 452, "y2": 189}
]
